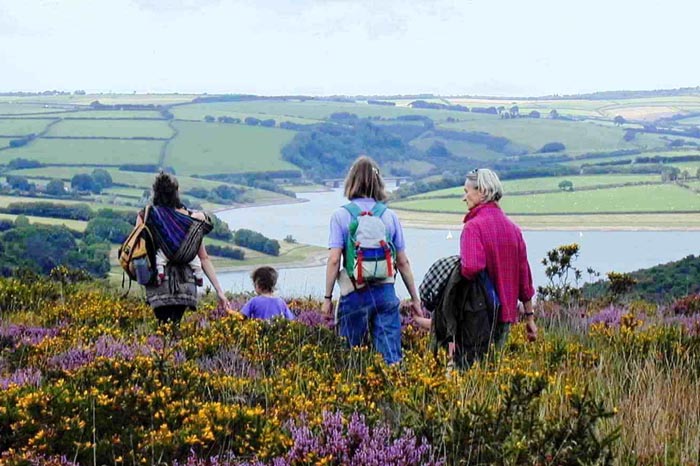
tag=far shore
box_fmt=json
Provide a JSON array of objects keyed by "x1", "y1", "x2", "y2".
[
  {"x1": 215, "y1": 248, "x2": 328, "y2": 273},
  {"x1": 394, "y1": 209, "x2": 700, "y2": 231}
]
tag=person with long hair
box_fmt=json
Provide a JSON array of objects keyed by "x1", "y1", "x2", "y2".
[
  {"x1": 136, "y1": 172, "x2": 228, "y2": 323},
  {"x1": 322, "y1": 156, "x2": 421, "y2": 364}
]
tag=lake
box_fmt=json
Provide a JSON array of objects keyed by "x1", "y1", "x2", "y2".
[{"x1": 215, "y1": 189, "x2": 699, "y2": 298}]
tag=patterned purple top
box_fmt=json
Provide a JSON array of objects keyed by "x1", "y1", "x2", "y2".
[{"x1": 240, "y1": 296, "x2": 295, "y2": 321}]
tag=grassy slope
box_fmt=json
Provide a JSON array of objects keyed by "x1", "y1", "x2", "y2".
[
  {"x1": 164, "y1": 121, "x2": 299, "y2": 176},
  {"x1": 439, "y1": 119, "x2": 667, "y2": 155},
  {"x1": 394, "y1": 184, "x2": 700, "y2": 214},
  {"x1": 7, "y1": 168, "x2": 289, "y2": 203},
  {"x1": 409, "y1": 174, "x2": 662, "y2": 198},
  {"x1": 0, "y1": 118, "x2": 56, "y2": 135},
  {"x1": 6, "y1": 138, "x2": 162, "y2": 165},
  {"x1": 46, "y1": 119, "x2": 174, "y2": 138},
  {"x1": 173, "y1": 100, "x2": 495, "y2": 123},
  {"x1": 0, "y1": 212, "x2": 87, "y2": 231}
]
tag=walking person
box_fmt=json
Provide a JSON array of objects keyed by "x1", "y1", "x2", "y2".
[
  {"x1": 321, "y1": 156, "x2": 421, "y2": 364},
  {"x1": 459, "y1": 168, "x2": 537, "y2": 346},
  {"x1": 136, "y1": 172, "x2": 228, "y2": 324}
]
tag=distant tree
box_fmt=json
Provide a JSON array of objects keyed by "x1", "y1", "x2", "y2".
[
  {"x1": 7, "y1": 158, "x2": 42, "y2": 169},
  {"x1": 244, "y1": 117, "x2": 261, "y2": 126},
  {"x1": 84, "y1": 217, "x2": 132, "y2": 244},
  {"x1": 669, "y1": 139, "x2": 685, "y2": 147},
  {"x1": 623, "y1": 130, "x2": 637, "y2": 142},
  {"x1": 91, "y1": 169, "x2": 113, "y2": 189},
  {"x1": 71, "y1": 174, "x2": 100, "y2": 193},
  {"x1": 558, "y1": 180, "x2": 574, "y2": 192},
  {"x1": 549, "y1": 109, "x2": 559, "y2": 119},
  {"x1": 73, "y1": 90, "x2": 86, "y2": 95},
  {"x1": 528, "y1": 110, "x2": 541, "y2": 118},
  {"x1": 14, "y1": 215, "x2": 30, "y2": 228},
  {"x1": 426, "y1": 141, "x2": 450, "y2": 157},
  {"x1": 260, "y1": 119, "x2": 276, "y2": 127},
  {"x1": 204, "y1": 115, "x2": 215, "y2": 123},
  {"x1": 45, "y1": 179, "x2": 66, "y2": 196},
  {"x1": 681, "y1": 170, "x2": 690, "y2": 181},
  {"x1": 539, "y1": 142, "x2": 566, "y2": 153},
  {"x1": 6, "y1": 175, "x2": 33, "y2": 191},
  {"x1": 614, "y1": 115, "x2": 626, "y2": 126}
]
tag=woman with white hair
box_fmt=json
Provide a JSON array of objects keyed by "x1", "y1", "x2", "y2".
[{"x1": 460, "y1": 168, "x2": 537, "y2": 345}]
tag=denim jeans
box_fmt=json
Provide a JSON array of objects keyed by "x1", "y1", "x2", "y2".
[{"x1": 337, "y1": 283, "x2": 402, "y2": 364}]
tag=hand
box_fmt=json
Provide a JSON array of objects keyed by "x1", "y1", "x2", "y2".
[
  {"x1": 410, "y1": 298, "x2": 423, "y2": 318},
  {"x1": 525, "y1": 318, "x2": 538, "y2": 342},
  {"x1": 216, "y1": 290, "x2": 228, "y2": 310},
  {"x1": 321, "y1": 299, "x2": 333, "y2": 315}
]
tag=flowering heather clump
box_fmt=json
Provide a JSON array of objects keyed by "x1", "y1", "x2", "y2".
[
  {"x1": 671, "y1": 293, "x2": 700, "y2": 316},
  {"x1": 0, "y1": 366, "x2": 41, "y2": 389},
  {"x1": 295, "y1": 309, "x2": 334, "y2": 328},
  {"x1": 0, "y1": 323, "x2": 60, "y2": 347},
  {"x1": 2, "y1": 277, "x2": 700, "y2": 464},
  {"x1": 587, "y1": 305, "x2": 627, "y2": 327}
]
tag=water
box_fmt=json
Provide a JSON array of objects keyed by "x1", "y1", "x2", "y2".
[{"x1": 214, "y1": 189, "x2": 699, "y2": 298}]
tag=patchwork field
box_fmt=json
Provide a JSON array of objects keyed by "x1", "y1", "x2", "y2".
[
  {"x1": 46, "y1": 119, "x2": 174, "y2": 138},
  {"x1": 439, "y1": 118, "x2": 667, "y2": 155},
  {"x1": 173, "y1": 99, "x2": 494, "y2": 123},
  {"x1": 164, "y1": 121, "x2": 299, "y2": 176},
  {"x1": 5, "y1": 138, "x2": 163, "y2": 165},
  {"x1": 0, "y1": 118, "x2": 56, "y2": 136}
]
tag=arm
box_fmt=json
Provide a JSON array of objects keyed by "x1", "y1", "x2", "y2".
[
  {"x1": 460, "y1": 223, "x2": 486, "y2": 280},
  {"x1": 517, "y1": 232, "x2": 537, "y2": 341},
  {"x1": 321, "y1": 248, "x2": 342, "y2": 315},
  {"x1": 197, "y1": 242, "x2": 228, "y2": 308},
  {"x1": 395, "y1": 250, "x2": 422, "y2": 316}
]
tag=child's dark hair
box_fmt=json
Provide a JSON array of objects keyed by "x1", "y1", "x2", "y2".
[
  {"x1": 251, "y1": 266, "x2": 277, "y2": 293},
  {"x1": 152, "y1": 171, "x2": 183, "y2": 208}
]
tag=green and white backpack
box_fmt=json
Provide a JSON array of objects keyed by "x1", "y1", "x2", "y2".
[{"x1": 342, "y1": 202, "x2": 397, "y2": 286}]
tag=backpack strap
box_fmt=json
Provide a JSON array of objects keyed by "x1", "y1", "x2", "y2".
[
  {"x1": 370, "y1": 202, "x2": 387, "y2": 218},
  {"x1": 342, "y1": 202, "x2": 363, "y2": 219}
]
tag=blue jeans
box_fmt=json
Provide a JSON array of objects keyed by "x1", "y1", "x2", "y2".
[{"x1": 338, "y1": 284, "x2": 402, "y2": 364}]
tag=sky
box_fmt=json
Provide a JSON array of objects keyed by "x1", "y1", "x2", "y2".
[{"x1": 0, "y1": 0, "x2": 698, "y2": 97}]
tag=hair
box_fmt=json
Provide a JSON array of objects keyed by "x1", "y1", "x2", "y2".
[
  {"x1": 152, "y1": 172, "x2": 183, "y2": 208},
  {"x1": 466, "y1": 168, "x2": 503, "y2": 203},
  {"x1": 343, "y1": 155, "x2": 388, "y2": 202},
  {"x1": 251, "y1": 266, "x2": 278, "y2": 293}
]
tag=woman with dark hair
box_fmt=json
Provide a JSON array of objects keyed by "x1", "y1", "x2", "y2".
[
  {"x1": 321, "y1": 156, "x2": 421, "y2": 364},
  {"x1": 136, "y1": 172, "x2": 228, "y2": 323}
]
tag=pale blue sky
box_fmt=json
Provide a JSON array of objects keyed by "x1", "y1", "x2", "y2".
[{"x1": 0, "y1": 0, "x2": 697, "y2": 96}]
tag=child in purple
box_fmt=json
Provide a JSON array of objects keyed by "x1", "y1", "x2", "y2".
[{"x1": 240, "y1": 266, "x2": 295, "y2": 321}]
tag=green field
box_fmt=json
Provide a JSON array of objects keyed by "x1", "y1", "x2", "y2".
[
  {"x1": 8, "y1": 167, "x2": 288, "y2": 203},
  {"x1": 410, "y1": 135, "x2": 504, "y2": 160},
  {"x1": 439, "y1": 118, "x2": 667, "y2": 155},
  {"x1": 4, "y1": 138, "x2": 162, "y2": 165},
  {"x1": 63, "y1": 110, "x2": 166, "y2": 119},
  {"x1": 0, "y1": 103, "x2": 72, "y2": 115},
  {"x1": 164, "y1": 121, "x2": 299, "y2": 176},
  {"x1": 0, "y1": 212, "x2": 87, "y2": 231},
  {"x1": 0, "y1": 118, "x2": 56, "y2": 136},
  {"x1": 409, "y1": 174, "x2": 663, "y2": 198},
  {"x1": 46, "y1": 119, "x2": 174, "y2": 138},
  {"x1": 173, "y1": 100, "x2": 495, "y2": 123},
  {"x1": 677, "y1": 116, "x2": 700, "y2": 126},
  {"x1": 394, "y1": 184, "x2": 700, "y2": 214}
]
